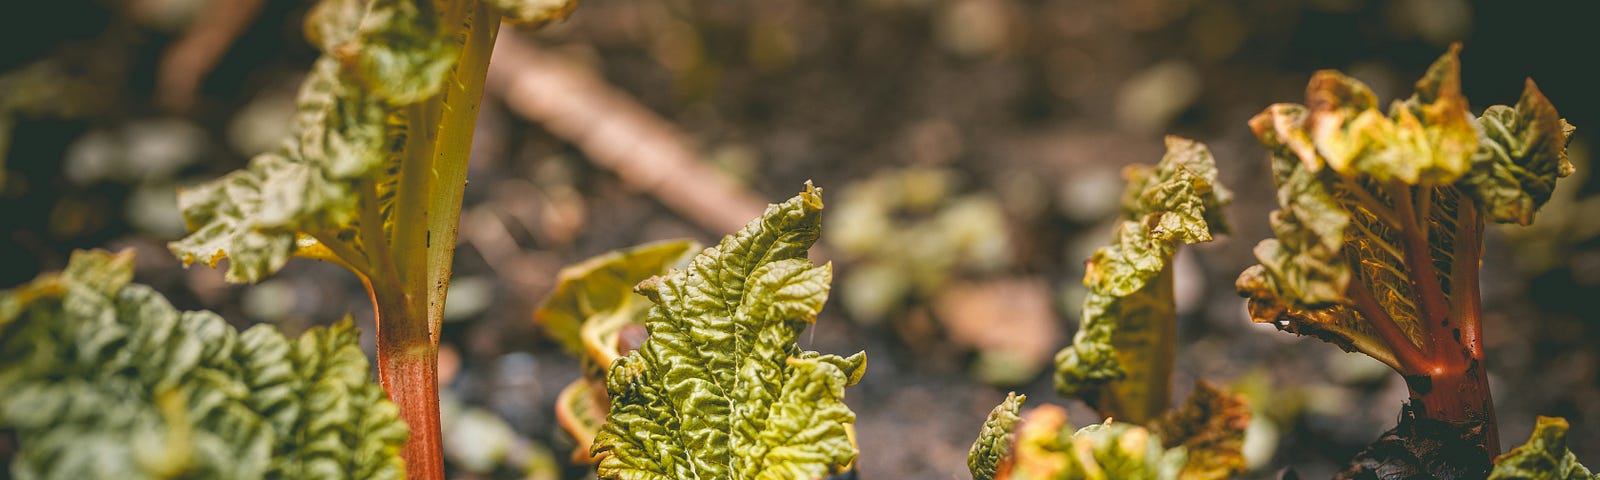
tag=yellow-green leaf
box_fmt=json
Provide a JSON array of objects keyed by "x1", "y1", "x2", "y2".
[
  {"x1": 1301, "y1": 44, "x2": 1477, "y2": 185},
  {"x1": 592, "y1": 183, "x2": 866, "y2": 480},
  {"x1": 537, "y1": 239, "x2": 697, "y2": 465},
  {"x1": 1490, "y1": 417, "x2": 1599, "y2": 480},
  {"x1": 970, "y1": 392, "x2": 1026, "y2": 480},
  {"x1": 341, "y1": 0, "x2": 459, "y2": 104},
  {"x1": 534, "y1": 239, "x2": 697, "y2": 358},
  {"x1": 1056, "y1": 136, "x2": 1230, "y2": 423},
  {"x1": 171, "y1": 50, "x2": 400, "y2": 283}
]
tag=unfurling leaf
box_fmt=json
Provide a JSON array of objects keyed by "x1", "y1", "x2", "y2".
[
  {"x1": 1237, "y1": 44, "x2": 1575, "y2": 373},
  {"x1": 970, "y1": 393, "x2": 1027, "y2": 480},
  {"x1": 1489, "y1": 417, "x2": 1600, "y2": 480},
  {"x1": 1056, "y1": 136, "x2": 1231, "y2": 423},
  {"x1": 1461, "y1": 80, "x2": 1576, "y2": 226},
  {"x1": 171, "y1": 0, "x2": 466, "y2": 284},
  {"x1": 0, "y1": 249, "x2": 406, "y2": 479},
  {"x1": 1150, "y1": 383, "x2": 1251, "y2": 480},
  {"x1": 487, "y1": 0, "x2": 580, "y2": 28},
  {"x1": 1299, "y1": 43, "x2": 1477, "y2": 185},
  {"x1": 343, "y1": 0, "x2": 459, "y2": 104},
  {"x1": 534, "y1": 239, "x2": 698, "y2": 359},
  {"x1": 536, "y1": 239, "x2": 697, "y2": 463},
  {"x1": 592, "y1": 183, "x2": 867, "y2": 480}
]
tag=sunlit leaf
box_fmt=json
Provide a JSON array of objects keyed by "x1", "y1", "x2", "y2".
[
  {"x1": 1056, "y1": 136, "x2": 1230, "y2": 423},
  {"x1": 342, "y1": 0, "x2": 459, "y2": 104},
  {"x1": 534, "y1": 239, "x2": 697, "y2": 358},
  {"x1": 592, "y1": 183, "x2": 867, "y2": 480}
]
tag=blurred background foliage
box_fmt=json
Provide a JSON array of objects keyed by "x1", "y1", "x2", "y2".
[{"x1": 1, "y1": 0, "x2": 1597, "y2": 478}]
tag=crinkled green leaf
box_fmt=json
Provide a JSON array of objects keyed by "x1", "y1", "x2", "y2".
[
  {"x1": 340, "y1": 0, "x2": 459, "y2": 104},
  {"x1": 1056, "y1": 136, "x2": 1230, "y2": 423},
  {"x1": 1149, "y1": 383, "x2": 1251, "y2": 480},
  {"x1": 1489, "y1": 417, "x2": 1599, "y2": 480},
  {"x1": 306, "y1": 0, "x2": 461, "y2": 105},
  {"x1": 970, "y1": 392, "x2": 1026, "y2": 480},
  {"x1": 592, "y1": 183, "x2": 867, "y2": 480},
  {"x1": 487, "y1": 0, "x2": 580, "y2": 28},
  {"x1": 289, "y1": 56, "x2": 392, "y2": 182},
  {"x1": 304, "y1": 0, "x2": 366, "y2": 54},
  {"x1": 170, "y1": 53, "x2": 395, "y2": 282},
  {"x1": 994, "y1": 403, "x2": 1187, "y2": 480},
  {"x1": 1237, "y1": 45, "x2": 1573, "y2": 373},
  {"x1": 1461, "y1": 80, "x2": 1576, "y2": 226},
  {"x1": 169, "y1": 152, "x2": 299, "y2": 283},
  {"x1": 0, "y1": 249, "x2": 406, "y2": 479},
  {"x1": 534, "y1": 239, "x2": 698, "y2": 358},
  {"x1": 1300, "y1": 44, "x2": 1478, "y2": 185},
  {"x1": 172, "y1": 22, "x2": 407, "y2": 283},
  {"x1": 173, "y1": 0, "x2": 472, "y2": 284}
]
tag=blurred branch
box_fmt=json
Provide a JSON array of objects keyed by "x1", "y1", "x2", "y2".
[
  {"x1": 485, "y1": 32, "x2": 766, "y2": 235},
  {"x1": 156, "y1": 0, "x2": 266, "y2": 113}
]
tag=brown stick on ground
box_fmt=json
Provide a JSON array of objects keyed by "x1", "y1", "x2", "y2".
[
  {"x1": 156, "y1": 0, "x2": 266, "y2": 113},
  {"x1": 485, "y1": 32, "x2": 767, "y2": 235}
]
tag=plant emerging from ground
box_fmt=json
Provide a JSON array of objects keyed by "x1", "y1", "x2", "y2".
[
  {"x1": 1236, "y1": 44, "x2": 1573, "y2": 459},
  {"x1": 578, "y1": 183, "x2": 867, "y2": 479},
  {"x1": 166, "y1": 0, "x2": 575, "y2": 475},
  {"x1": 970, "y1": 137, "x2": 1250, "y2": 480},
  {"x1": 1055, "y1": 136, "x2": 1231, "y2": 424}
]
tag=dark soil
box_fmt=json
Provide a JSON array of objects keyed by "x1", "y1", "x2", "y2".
[{"x1": 3, "y1": 0, "x2": 1598, "y2": 478}]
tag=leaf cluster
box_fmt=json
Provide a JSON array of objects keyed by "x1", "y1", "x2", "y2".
[
  {"x1": 0, "y1": 250, "x2": 406, "y2": 479},
  {"x1": 1236, "y1": 44, "x2": 1574, "y2": 371},
  {"x1": 170, "y1": 0, "x2": 581, "y2": 286}
]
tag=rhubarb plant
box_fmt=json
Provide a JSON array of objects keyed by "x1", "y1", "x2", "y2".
[
  {"x1": 0, "y1": 249, "x2": 406, "y2": 479},
  {"x1": 972, "y1": 137, "x2": 1248, "y2": 480},
  {"x1": 1236, "y1": 44, "x2": 1574, "y2": 456},
  {"x1": 1055, "y1": 136, "x2": 1231, "y2": 424},
  {"x1": 167, "y1": 0, "x2": 576, "y2": 475},
  {"x1": 589, "y1": 183, "x2": 868, "y2": 479}
]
